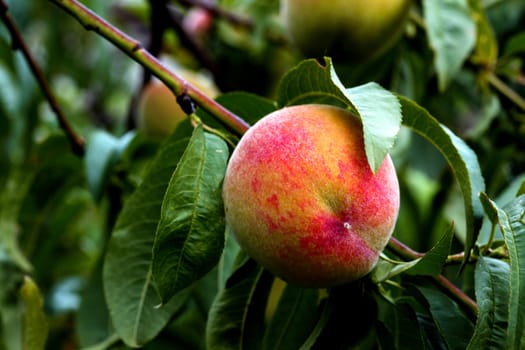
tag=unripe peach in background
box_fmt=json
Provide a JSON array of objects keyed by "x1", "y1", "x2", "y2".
[
  {"x1": 222, "y1": 104, "x2": 400, "y2": 287},
  {"x1": 136, "y1": 67, "x2": 219, "y2": 140},
  {"x1": 281, "y1": 0, "x2": 412, "y2": 62}
]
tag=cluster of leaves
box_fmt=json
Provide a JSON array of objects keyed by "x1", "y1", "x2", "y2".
[{"x1": 0, "y1": 0, "x2": 525, "y2": 349}]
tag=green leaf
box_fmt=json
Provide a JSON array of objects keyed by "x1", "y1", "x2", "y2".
[
  {"x1": 375, "y1": 321, "x2": 396, "y2": 350},
  {"x1": 371, "y1": 258, "x2": 421, "y2": 284},
  {"x1": 394, "y1": 302, "x2": 429, "y2": 350},
  {"x1": 262, "y1": 285, "x2": 319, "y2": 350},
  {"x1": 0, "y1": 259, "x2": 25, "y2": 350},
  {"x1": 103, "y1": 127, "x2": 193, "y2": 347},
  {"x1": 416, "y1": 286, "x2": 475, "y2": 350},
  {"x1": 298, "y1": 299, "x2": 332, "y2": 350},
  {"x1": 480, "y1": 195, "x2": 525, "y2": 349},
  {"x1": 399, "y1": 96, "x2": 485, "y2": 262},
  {"x1": 276, "y1": 58, "x2": 352, "y2": 107},
  {"x1": 407, "y1": 224, "x2": 454, "y2": 276},
  {"x1": 423, "y1": 0, "x2": 477, "y2": 90},
  {"x1": 76, "y1": 262, "x2": 113, "y2": 348},
  {"x1": 480, "y1": 192, "x2": 499, "y2": 226},
  {"x1": 0, "y1": 167, "x2": 33, "y2": 272},
  {"x1": 85, "y1": 130, "x2": 135, "y2": 202},
  {"x1": 373, "y1": 224, "x2": 453, "y2": 283},
  {"x1": 80, "y1": 334, "x2": 120, "y2": 350},
  {"x1": 478, "y1": 175, "x2": 525, "y2": 246},
  {"x1": 218, "y1": 227, "x2": 241, "y2": 290},
  {"x1": 16, "y1": 136, "x2": 85, "y2": 276},
  {"x1": 19, "y1": 276, "x2": 48, "y2": 350},
  {"x1": 276, "y1": 58, "x2": 402, "y2": 173},
  {"x1": 152, "y1": 126, "x2": 229, "y2": 303},
  {"x1": 206, "y1": 259, "x2": 273, "y2": 350},
  {"x1": 346, "y1": 83, "x2": 402, "y2": 173},
  {"x1": 469, "y1": 0, "x2": 498, "y2": 66},
  {"x1": 1, "y1": 304, "x2": 23, "y2": 350},
  {"x1": 502, "y1": 31, "x2": 525, "y2": 57},
  {"x1": 467, "y1": 256, "x2": 509, "y2": 350},
  {"x1": 518, "y1": 179, "x2": 525, "y2": 197}
]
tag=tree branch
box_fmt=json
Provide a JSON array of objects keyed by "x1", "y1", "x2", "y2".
[
  {"x1": 487, "y1": 71, "x2": 525, "y2": 113},
  {"x1": 49, "y1": 0, "x2": 251, "y2": 136},
  {"x1": 388, "y1": 237, "x2": 478, "y2": 317},
  {"x1": 0, "y1": 0, "x2": 85, "y2": 156},
  {"x1": 387, "y1": 236, "x2": 424, "y2": 259},
  {"x1": 178, "y1": 0, "x2": 287, "y2": 46},
  {"x1": 179, "y1": 0, "x2": 252, "y2": 28}
]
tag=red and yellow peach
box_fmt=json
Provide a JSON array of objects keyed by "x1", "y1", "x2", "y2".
[{"x1": 222, "y1": 104, "x2": 400, "y2": 287}]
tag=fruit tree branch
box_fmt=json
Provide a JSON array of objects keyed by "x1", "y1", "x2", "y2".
[
  {"x1": 486, "y1": 71, "x2": 525, "y2": 113},
  {"x1": 179, "y1": 0, "x2": 253, "y2": 28},
  {"x1": 49, "y1": 0, "x2": 251, "y2": 136},
  {"x1": 388, "y1": 237, "x2": 478, "y2": 317},
  {"x1": 0, "y1": 0, "x2": 85, "y2": 156},
  {"x1": 387, "y1": 236, "x2": 424, "y2": 259},
  {"x1": 178, "y1": 0, "x2": 287, "y2": 46}
]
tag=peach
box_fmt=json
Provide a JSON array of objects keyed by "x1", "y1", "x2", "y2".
[
  {"x1": 222, "y1": 104, "x2": 400, "y2": 287},
  {"x1": 281, "y1": 0, "x2": 412, "y2": 62},
  {"x1": 182, "y1": 7, "x2": 214, "y2": 42},
  {"x1": 136, "y1": 67, "x2": 219, "y2": 140}
]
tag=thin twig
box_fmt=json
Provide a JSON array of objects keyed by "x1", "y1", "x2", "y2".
[
  {"x1": 433, "y1": 274, "x2": 478, "y2": 317},
  {"x1": 388, "y1": 237, "x2": 478, "y2": 317},
  {"x1": 179, "y1": 0, "x2": 252, "y2": 28},
  {"x1": 387, "y1": 236, "x2": 424, "y2": 259},
  {"x1": 178, "y1": 0, "x2": 287, "y2": 46},
  {"x1": 49, "y1": 0, "x2": 251, "y2": 136},
  {"x1": 445, "y1": 252, "x2": 466, "y2": 264},
  {"x1": 487, "y1": 71, "x2": 525, "y2": 113},
  {"x1": 0, "y1": 0, "x2": 85, "y2": 156}
]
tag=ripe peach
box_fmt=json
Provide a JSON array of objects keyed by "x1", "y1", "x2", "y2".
[{"x1": 222, "y1": 104, "x2": 400, "y2": 287}]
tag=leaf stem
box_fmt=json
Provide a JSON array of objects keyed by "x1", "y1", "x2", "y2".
[
  {"x1": 178, "y1": 0, "x2": 287, "y2": 46},
  {"x1": 49, "y1": 0, "x2": 251, "y2": 136},
  {"x1": 433, "y1": 274, "x2": 478, "y2": 318},
  {"x1": 0, "y1": 0, "x2": 85, "y2": 156},
  {"x1": 179, "y1": 0, "x2": 253, "y2": 28},
  {"x1": 190, "y1": 115, "x2": 238, "y2": 148},
  {"x1": 387, "y1": 236, "x2": 424, "y2": 260},
  {"x1": 388, "y1": 237, "x2": 478, "y2": 317},
  {"x1": 480, "y1": 222, "x2": 496, "y2": 255},
  {"x1": 487, "y1": 71, "x2": 525, "y2": 112}
]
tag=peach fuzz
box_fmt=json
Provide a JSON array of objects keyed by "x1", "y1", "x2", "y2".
[{"x1": 222, "y1": 104, "x2": 400, "y2": 288}]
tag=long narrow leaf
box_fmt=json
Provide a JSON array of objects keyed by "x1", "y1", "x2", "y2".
[
  {"x1": 20, "y1": 276, "x2": 48, "y2": 350},
  {"x1": 103, "y1": 125, "x2": 193, "y2": 347},
  {"x1": 262, "y1": 284, "x2": 319, "y2": 350},
  {"x1": 416, "y1": 286, "x2": 474, "y2": 350},
  {"x1": 467, "y1": 256, "x2": 509, "y2": 349},
  {"x1": 480, "y1": 195, "x2": 525, "y2": 349},
  {"x1": 407, "y1": 224, "x2": 454, "y2": 276},
  {"x1": 152, "y1": 126, "x2": 229, "y2": 303},
  {"x1": 399, "y1": 96, "x2": 485, "y2": 262},
  {"x1": 206, "y1": 259, "x2": 273, "y2": 350},
  {"x1": 423, "y1": 0, "x2": 476, "y2": 90}
]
